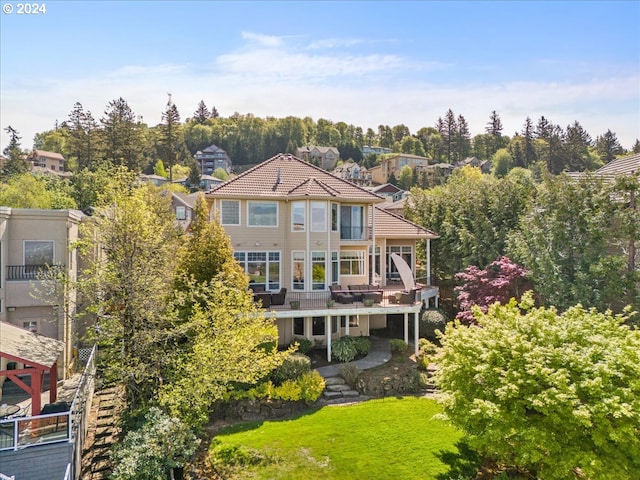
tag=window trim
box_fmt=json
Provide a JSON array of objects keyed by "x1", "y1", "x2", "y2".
[
  {"x1": 292, "y1": 251, "x2": 305, "y2": 291},
  {"x1": 220, "y1": 200, "x2": 240, "y2": 226},
  {"x1": 291, "y1": 201, "x2": 305, "y2": 232},
  {"x1": 293, "y1": 317, "x2": 305, "y2": 337},
  {"x1": 247, "y1": 201, "x2": 278, "y2": 227},
  {"x1": 24, "y1": 240, "x2": 54, "y2": 266},
  {"x1": 310, "y1": 201, "x2": 327, "y2": 232},
  {"x1": 339, "y1": 250, "x2": 365, "y2": 276}
]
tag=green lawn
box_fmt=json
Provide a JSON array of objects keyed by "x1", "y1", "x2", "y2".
[{"x1": 209, "y1": 397, "x2": 464, "y2": 480}]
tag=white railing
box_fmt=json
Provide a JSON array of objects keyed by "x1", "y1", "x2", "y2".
[{"x1": 0, "y1": 473, "x2": 16, "y2": 480}]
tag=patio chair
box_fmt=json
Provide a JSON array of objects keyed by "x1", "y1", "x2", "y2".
[
  {"x1": 270, "y1": 288, "x2": 287, "y2": 306},
  {"x1": 397, "y1": 288, "x2": 417, "y2": 304}
]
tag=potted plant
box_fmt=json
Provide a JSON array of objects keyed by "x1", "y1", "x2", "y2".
[
  {"x1": 289, "y1": 300, "x2": 300, "y2": 310},
  {"x1": 363, "y1": 298, "x2": 374, "y2": 307},
  {"x1": 326, "y1": 299, "x2": 335, "y2": 308}
]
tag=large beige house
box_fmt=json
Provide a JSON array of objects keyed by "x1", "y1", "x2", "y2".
[
  {"x1": 206, "y1": 153, "x2": 439, "y2": 358},
  {"x1": 0, "y1": 208, "x2": 84, "y2": 383},
  {"x1": 368, "y1": 153, "x2": 432, "y2": 185}
]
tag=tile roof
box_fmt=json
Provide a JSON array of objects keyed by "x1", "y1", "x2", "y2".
[
  {"x1": 373, "y1": 205, "x2": 438, "y2": 239},
  {"x1": 596, "y1": 153, "x2": 640, "y2": 177},
  {"x1": 33, "y1": 149, "x2": 65, "y2": 161},
  {"x1": 206, "y1": 153, "x2": 384, "y2": 202},
  {"x1": 0, "y1": 321, "x2": 65, "y2": 369}
]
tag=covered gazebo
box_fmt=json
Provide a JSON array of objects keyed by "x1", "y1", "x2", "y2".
[{"x1": 0, "y1": 321, "x2": 65, "y2": 416}]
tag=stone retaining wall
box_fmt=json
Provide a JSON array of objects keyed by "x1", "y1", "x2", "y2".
[{"x1": 213, "y1": 398, "x2": 316, "y2": 423}]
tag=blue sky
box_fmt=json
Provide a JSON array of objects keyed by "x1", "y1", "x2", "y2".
[{"x1": 1, "y1": 1, "x2": 639, "y2": 152}]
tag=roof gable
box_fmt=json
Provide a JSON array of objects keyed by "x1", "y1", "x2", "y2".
[
  {"x1": 597, "y1": 153, "x2": 640, "y2": 176},
  {"x1": 207, "y1": 153, "x2": 383, "y2": 202},
  {"x1": 0, "y1": 322, "x2": 64, "y2": 369},
  {"x1": 373, "y1": 206, "x2": 438, "y2": 239}
]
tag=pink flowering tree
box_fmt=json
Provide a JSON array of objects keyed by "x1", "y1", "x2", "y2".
[{"x1": 454, "y1": 256, "x2": 530, "y2": 323}]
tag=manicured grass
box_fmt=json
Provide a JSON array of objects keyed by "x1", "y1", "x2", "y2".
[{"x1": 209, "y1": 397, "x2": 463, "y2": 480}]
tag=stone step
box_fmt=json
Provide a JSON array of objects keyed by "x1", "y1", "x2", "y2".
[
  {"x1": 342, "y1": 390, "x2": 360, "y2": 397},
  {"x1": 326, "y1": 384, "x2": 352, "y2": 392},
  {"x1": 324, "y1": 377, "x2": 346, "y2": 386},
  {"x1": 323, "y1": 390, "x2": 344, "y2": 399}
]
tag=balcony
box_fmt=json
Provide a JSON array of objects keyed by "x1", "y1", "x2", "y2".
[{"x1": 5, "y1": 265, "x2": 65, "y2": 281}]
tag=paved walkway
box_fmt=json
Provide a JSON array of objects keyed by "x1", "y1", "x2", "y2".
[{"x1": 315, "y1": 336, "x2": 392, "y2": 378}]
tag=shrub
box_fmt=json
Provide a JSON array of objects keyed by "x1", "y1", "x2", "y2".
[
  {"x1": 291, "y1": 337, "x2": 312, "y2": 355},
  {"x1": 409, "y1": 371, "x2": 431, "y2": 392},
  {"x1": 211, "y1": 439, "x2": 270, "y2": 468},
  {"x1": 274, "y1": 379, "x2": 302, "y2": 401},
  {"x1": 111, "y1": 408, "x2": 199, "y2": 480},
  {"x1": 352, "y1": 336, "x2": 371, "y2": 356},
  {"x1": 332, "y1": 336, "x2": 358, "y2": 362},
  {"x1": 416, "y1": 354, "x2": 430, "y2": 371},
  {"x1": 419, "y1": 338, "x2": 439, "y2": 356},
  {"x1": 270, "y1": 353, "x2": 311, "y2": 385},
  {"x1": 338, "y1": 363, "x2": 362, "y2": 389},
  {"x1": 296, "y1": 370, "x2": 326, "y2": 401},
  {"x1": 389, "y1": 339, "x2": 408, "y2": 353},
  {"x1": 420, "y1": 308, "x2": 449, "y2": 342}
]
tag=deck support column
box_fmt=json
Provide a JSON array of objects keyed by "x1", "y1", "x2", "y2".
[
  {"x1": 414, "y1": 311, "x2": 419, "y2": 357},
  {"x1": 403, "y1": 312, "x2": 409, "y2": 344},
  {"x1": 326, "y1": 315, "x2": 332, "y2": 362}
]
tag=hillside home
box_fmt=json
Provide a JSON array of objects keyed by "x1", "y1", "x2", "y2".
[
  {"x1": 26, "y1": 149, "x2": 66, "y2": 173},
  {"x1": 195, "y1": 144, "x2": 232, "y2": 175},
  {"x1": 206, "y1": 154, "x2": 439, "y2": 359},
  {"x1": 369, "y1": 153, "x2": 431, "y2": 185},
  {"x1": 295, "y1": 146, "x2": 340, "y2": 170},
  {"x1": 332, "y1": 160, "x2": 372, "y2": 186},
  {"x1": 0, "y1": 208, "x2": 84, "y2": 383}
]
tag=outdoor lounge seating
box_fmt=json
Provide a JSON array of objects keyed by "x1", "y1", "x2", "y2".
[
  {"x1": 270, "y1": 288, "x2": 287, "y2": 306},
  {"x1": 396, "y1": 288, "x2": 417, "y2": 304},
  {"x1": 348, "y1": 284, "x2": 383, "y2": 302}
]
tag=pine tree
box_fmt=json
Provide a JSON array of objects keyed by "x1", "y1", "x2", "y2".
[
  {"x1": 1, "y1": 126, "x2": 28, "y2": 178},
  {"x1": 595, "y1": 130, "x2": 623, "y2": 164},
  {"x1": 456, "y1": 114, "x2": 471, "y2": 162},
  {"x1": 485, "y1": 110, "x2": 504, "y2": 158},
  {"x1": 68, "y1": 102, "x2": 101, "y2": 171},
  {"x1": 520, "y1": 117, "x2": 536, "y2": 168},
  {"x1": 100, "y1": 97, "x2": 144, "y2": 170},
  {"x1": 159, "y1": 96, "x2": 182, "y2": 181},
  {"x1": 193, "y1": 100, "x2": 209, "y2": 124}
]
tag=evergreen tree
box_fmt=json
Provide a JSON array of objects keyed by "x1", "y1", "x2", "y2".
[
  {"x1": 520, "y1": 117, "x2": 537, "y2": 168},
  {"x1": 565, "y1": 121, "x2": 592, "y2": 171},
  {"x1": 456, "y1": 114, "x2": 471, "y2": 162},
  {"x1": 438, "y1": 109, "x2": 457, "y2": 163},
  {"x1": 595, "y1": 129, "x2": 623, "y2": 164},
  {"x1": 100, "y1": 97, "x2": 144, "y2": 171},
  {"x1": 632, "y1": 139, "x2": 640, "y2": 154},
  {"x1": 159, "y1": 96, "x2": 182, "y2": 181},
  {"x1": 68, "y1": 102, "x2": 101, "y2": 171},
  {"x1": 2, "y1": 126, "x2": 28, "y2": 178},
  {"x1": 193, "y1": 100, "x2": 210, "y2": 124},
  {"x1": 485, "y1": 110, "x2": 504, "y2": 158},
  {"x1": 210, "y1": 105, "x2": 219, "y2": 119}
]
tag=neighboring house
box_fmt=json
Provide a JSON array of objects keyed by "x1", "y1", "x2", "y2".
[
  {"x1": 26, "y1": 149, "x2": 66, "y2": 173},
  {"x1": 369, "y1": 183, "x2": 405, "y2": 203},
  {"x1": 455, "y1": 156, "x2": 491, "y2": 173},
  {"x1": 370, "y1": 154, "x2": 431, "y2": 185},
  {"x1": 596, "y1": 152, "x2": 640, "y2": 177},
  {"x1": 362, "y1": 145, "x2": 393, "y2": 156},
  {"x1": 206, "y1": 153, "x2": 439, "y2": 358},
  {"x1": 332, "y1": 160, "x2": 372, "y2": 186},
  {"x1": 415, "y1": 162, "x2": 455, "y2": 185},
  {"x1": 295, "y1": 145, "x2": 340, "y2": 170},
  {"x1": 172, "y1": 175, "x2": 225, "y2": 191},
  {"x1": 195, "y1": 144, "x2": 232, "y2": 175},
  {"x1": 170, "y1": 191, "x2": 199, "y2": 231},
  {"x1": 138, "y1": 173, "x2": 170, "y2": 186},
  {"x1": 0, "y1": 208, "x2": 84, "y2": 383}
]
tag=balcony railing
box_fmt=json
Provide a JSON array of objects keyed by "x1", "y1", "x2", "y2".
[{"x1": 5, "y1": 264, "x2": 65, "y2": 281}]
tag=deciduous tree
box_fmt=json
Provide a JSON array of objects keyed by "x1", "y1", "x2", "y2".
[{"x1": 437, "y1": 293, "x2": 640, "y2": 480}]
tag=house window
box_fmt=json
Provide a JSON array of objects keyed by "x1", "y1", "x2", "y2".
[
  {"x1": 234, "y1": 251, "x2": 280, "y2": 290},
  {"x1": 331, "y1": 251, "x2": 339, "y2": 284},
  {"x1": 23, "y1": 321, "x2": 37, "y2": 333},
  {"x1": 292, "y1": 251, "x2": 305, "y2": 290},
  {"x1": 340, "y1": 206, "x2": 365, "y2": 240},
  {"x1": 387, "y1": 245, "x2": 413, "y2": 278},
  {"x1": 340, "y1": 250, "x2": 365, "y2": 276},
  {"x1": 311, "y1": 251, "x2": 326, "y2": 290},
  {"x1": 292, "y1": 201, "x2": 305, "y2": 231},
  {"x1": 248, "y1": 201, "x2": 278, "y2": 227},
  {"x1": 176, "y1": 206, "x2": 186, "y2": 220},
  {"x1": 293, "y1": 317, "x2": 304, "y2": 336},
  {"x1": 340, "y1": 315, "x2": 359, "y2": 328},
  {"x1": 25, "y1": 241, "x2": 54, "y2": 266},
  {"x1": 331, "y1": 203, "x2": 338, "y2": 232},
  {"x1": 312, "y1": 316, "x2": 325, "y2": 336},
  {"x1": 220, "y1": 200, "x2": 240, "y2": 225},
  {"x1": 369, "y1": 245, "x2": 381, "y2": 282},
  {"x1": 311, "y1": 202, "x2": 327, "y2": 232}
]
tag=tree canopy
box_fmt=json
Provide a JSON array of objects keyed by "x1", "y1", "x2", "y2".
[{"x1": 437, "y1": 293, "x2": 640, "y2": 480}]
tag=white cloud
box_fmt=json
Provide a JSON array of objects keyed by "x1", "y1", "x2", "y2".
[{"x1": 2, "y1": 34, "x2": 638, "y2": 151}]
